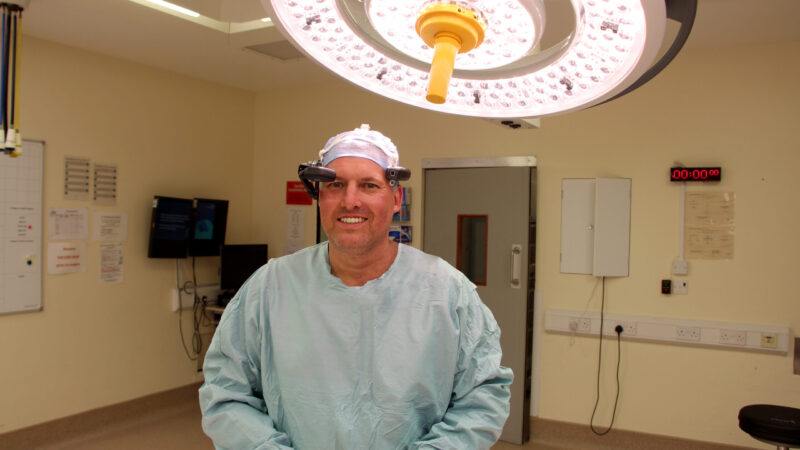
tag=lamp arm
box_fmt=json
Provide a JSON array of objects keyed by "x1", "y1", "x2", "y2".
[{"x1": 598, "y1": 0, "x2": 697, "y2": 106}]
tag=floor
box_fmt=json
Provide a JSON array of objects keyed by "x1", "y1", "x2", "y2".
[
  {"x1": 19, "y1": 394, "x2": 561, "y2": 450},
  {"x1": 3, "y1": 384, "x2": 749, "y2": 450},
  {"x1": 31, "y1": 398, "x2": 213, "y2": 450}
]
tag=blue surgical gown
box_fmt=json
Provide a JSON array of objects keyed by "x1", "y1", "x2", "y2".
[{"x1": 199, "y1": 242, "x2": 512, "y2": 449}]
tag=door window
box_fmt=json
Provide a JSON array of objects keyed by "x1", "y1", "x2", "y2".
[{"x1": 457, "y1": 214, "x2": 488, "y2": 285}]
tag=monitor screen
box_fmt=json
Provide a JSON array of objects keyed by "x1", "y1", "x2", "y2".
[
  {"x1": 148, "y1": 196, "x2": 193, "y2": 258},
  {"x1": 220, "y1": 244, "x2": 268, "y2": 291},
  {"x1": 189, "y1": 198, "x2": 229, "y2": 257}
]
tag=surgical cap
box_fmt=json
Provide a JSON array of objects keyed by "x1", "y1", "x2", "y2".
[{"x1": 320, "y1": 124, "x2": 399, "y2": 169}]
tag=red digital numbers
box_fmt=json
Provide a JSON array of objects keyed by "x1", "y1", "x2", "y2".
[{"x1": 670, "y1": 167, "x2": 721, "y2": 182}]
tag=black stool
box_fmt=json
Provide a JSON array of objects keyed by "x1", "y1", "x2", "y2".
[{"x1": 739, "y1": 404, "x2": 800, "y2": 449}]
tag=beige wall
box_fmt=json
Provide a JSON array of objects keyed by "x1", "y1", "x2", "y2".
[
  {"x1": 253, "y1": 41, "x2": 800, "y2": 447},
  {"x1": 0, "y1": 37, "x2": 256, "y2": 433},
  {"x1": 5, "y1": 32, "x2": 798, "y2": 447}
]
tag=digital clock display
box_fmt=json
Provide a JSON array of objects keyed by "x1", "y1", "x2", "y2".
[{"x1": 670, "y1": 167, "x2": 721, "y2": 182}]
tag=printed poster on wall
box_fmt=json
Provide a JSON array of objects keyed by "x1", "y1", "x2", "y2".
[
  {"x1": 285, "y1": 207, "x2": 305, "y2": 255},
  {"x1": 684, "y1": 191, "x2": 735, "y2": 259},
  {"x1": 99, "y1": 243, "x2": 124, "y2": 284},
  {"x1": 47, "y1": 242, "x2": 88, "y2": 275},
  {"x1": 48, "y1": 208, "x2": 89, "y2": 240},
  {"x1": 286, "y1": 181, "x2": 313, "y2": 205},
  {"x1": 92, "y1": 212, "x2": 128, "y2": 242}
]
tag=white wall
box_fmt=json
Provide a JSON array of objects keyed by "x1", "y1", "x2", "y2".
[
  {"x1": 251, "y1": 41, "x2": 800, "y2": 447},
  {"x1": 0, "y1": 37, "x2": 256, "y2": 433}
]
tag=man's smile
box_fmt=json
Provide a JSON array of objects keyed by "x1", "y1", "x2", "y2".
[{"x1": 339, "y1": 216, "x2": 367, "y2": 224}]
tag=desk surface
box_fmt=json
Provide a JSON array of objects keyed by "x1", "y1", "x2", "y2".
[{"x1": 205, "y1": 305, "x2": 225, "y2": 314}]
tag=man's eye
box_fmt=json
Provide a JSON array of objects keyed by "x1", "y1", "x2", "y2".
[
  {"x1": 365, "y1": 183, "x2": 379, "y2": 189},
  {"x1": 326, "y1": 182, "x2": 343, "y2": 189}
]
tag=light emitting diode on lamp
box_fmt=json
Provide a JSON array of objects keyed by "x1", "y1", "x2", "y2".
[{"x1": 415, "y1": 3, "x2": 486, "y2": 104}]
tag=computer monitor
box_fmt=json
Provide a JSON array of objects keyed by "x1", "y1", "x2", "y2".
[
  {"x1": 220, "y1": 244, "x2": 268, "y2": 293},
  {"x1": 189, "y1": 198, "x2": 229, "y2": 257},
  {"x1": 148, "y1": 196, "x2": 193, "y2": 258}
]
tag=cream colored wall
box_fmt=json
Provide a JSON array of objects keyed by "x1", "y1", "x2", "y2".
[
  {"x1": 0, "y1": 37, "x2": 256, "y2": 433},
  {"x1": 253, "y1": 41, "x2": 800, "y2": 447}
]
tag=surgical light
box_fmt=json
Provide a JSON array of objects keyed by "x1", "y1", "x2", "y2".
[{"x1": 260, "y1": 0, "x2": 696, "y2": 119}]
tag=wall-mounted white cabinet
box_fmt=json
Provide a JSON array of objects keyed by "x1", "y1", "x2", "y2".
[{"x1": 560, "y1": 178, "x2": 631, "y2": 277}]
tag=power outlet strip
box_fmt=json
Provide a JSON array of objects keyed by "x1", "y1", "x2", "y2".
[
  {"x1": 171, "y1": 284, "x2": 222, "y2": 312},
  {"x1": 545, "y1": 309, "x2": 790, "y2": 354}
]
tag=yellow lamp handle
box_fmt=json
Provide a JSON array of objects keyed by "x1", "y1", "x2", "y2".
[{"x1": 426, "y1": 32, "x2": 460, "y2": 104}]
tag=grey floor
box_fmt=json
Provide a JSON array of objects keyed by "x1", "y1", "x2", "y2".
[
  {"x1": 31, "y1": 399, "x2": 214, "y2": 450},
  {"x1": 21, "y1": 394, "x2": 559, "y2": 450},
  {"x1": 5, "y1": 385, "x2": 747, "y2": 450}
]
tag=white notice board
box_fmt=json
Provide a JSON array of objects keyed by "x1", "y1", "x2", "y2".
[{"x1": 0, "y1": 140, "x2": 44, "y2": 314}]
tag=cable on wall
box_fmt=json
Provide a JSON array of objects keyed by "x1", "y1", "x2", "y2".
[
  {"x1": 589, "y1": 276, "x2": 623, "y2": 436},
  {"x1": 176, "y1": 259, "x2": 198, "y2": 361}
]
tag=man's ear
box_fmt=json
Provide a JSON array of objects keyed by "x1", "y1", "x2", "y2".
[{"x1": 392, "y1": 185, "x2": 402, "y2": 213}]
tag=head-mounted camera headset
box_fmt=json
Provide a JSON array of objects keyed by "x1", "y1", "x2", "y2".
[
  {"x1": 297, "y1": 161, "x2": 411, "y2": 200},
  {"x1": 297, "y1": 125, "x2": 411, "y2": 200}
]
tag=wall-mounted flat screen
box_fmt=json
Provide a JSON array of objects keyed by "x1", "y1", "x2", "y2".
[
  {"x1": 148, "y1": 196, "x2": 193, "y2": 258},
  {"x1": 220, "y1": 244, "x2": 268, "y2": 292},
  {"x1": 189, "y1": 198, "x2": 229, "y2": 257}
]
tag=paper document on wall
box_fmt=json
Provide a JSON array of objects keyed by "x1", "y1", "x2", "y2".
[
  {"x1": 285, "y1": 207, "x2": 305, "y2": 255},
  {"x1": 49, "y1": 208, "x2": 89, "y2": 240},
  {"x1": 48, "y1": 242, "x2": 87, "y2": 274},
  {"x1": 94, "y1": 164, "x2": 118, "y2": 205},
  {"x1": 92, "y1": 212, "x2": 128, "y2": 242},
  {"x1": 64, "y1": 157, "x2": 90, "y2": 201},
  {"x1": 684, "y1": 192, "x2": 735, "y2": 259},
  {"x1": 99, "y1": 243, "x2": 124, "y2": 283}
]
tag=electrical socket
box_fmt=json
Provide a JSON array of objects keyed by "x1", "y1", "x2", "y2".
[
  {"x1": 760, "y1": 332, "x2": 778, "y2": 349},
  {"x1": 720, "y1": 329, "x2": 747, "y2": 346},
  {"x1": 610, "y1": 321, "x2": 638, "y2": 336},
  {"x1": 171, "y1": 284, "x2": 222, "y2": 312},
  {"x1": 570, "y1": 317, "x2": 592, "y2": 333},
  {"x1": 676, "y1": 325, "x2": 701, "y2": 341}
]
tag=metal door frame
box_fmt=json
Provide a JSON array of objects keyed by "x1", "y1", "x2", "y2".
[
  {"x1": 422, "y1": 156, "x2": 539, "y2": 444},
  {"x1": 421, "y1": 156, "x2": 537, "y2": 169}
]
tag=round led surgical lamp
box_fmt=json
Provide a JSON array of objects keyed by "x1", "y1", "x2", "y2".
[{"x1": 260, "y1": 0, "x2": 696, "y2": 119}]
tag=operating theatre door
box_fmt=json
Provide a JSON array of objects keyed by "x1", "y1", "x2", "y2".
[{"x1": 423, "y1": 161, "x2": 535, "y2": 445}]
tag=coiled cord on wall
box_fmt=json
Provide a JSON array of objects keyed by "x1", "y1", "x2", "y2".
[{"x1": 590, "y1": 276, "x2": 623, "y2": 436}]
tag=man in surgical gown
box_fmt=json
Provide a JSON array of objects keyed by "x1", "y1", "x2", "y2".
[{"x1": 199, "y1": 125, "x2": 513, "y2": 449}]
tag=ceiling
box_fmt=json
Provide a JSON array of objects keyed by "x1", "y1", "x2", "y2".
[{"x1": 21, "y1": 0, "x2": 800, "y2": 93}]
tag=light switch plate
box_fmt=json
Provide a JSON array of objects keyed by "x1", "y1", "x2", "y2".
[{"x1": 673, "y1": 279, "x2": 688, "y2": 295}]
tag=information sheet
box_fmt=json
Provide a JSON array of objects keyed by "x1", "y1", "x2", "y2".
[
  {"x1": 99, "y1": 243, "x2": 124, "y2": 284},
  {"x1": 285, "y1": 206, "x2": 305, "y2": 255},
  {"x1": 92, "y1": 212, "x2": 128, "y2": 242},
  {"x1": 48, "y1": 242, "x2": 88, "y2": 274},
  {"x1": 685, "y1": 191, "x2": 735, "y2": 259},
  {"x1": 49, "y1": 208, "x2": 89, "y2": 240}
]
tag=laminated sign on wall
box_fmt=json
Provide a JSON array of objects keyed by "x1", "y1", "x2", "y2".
[{"x1": 684, "y1": 191, "x2": 735, "y2": 260}]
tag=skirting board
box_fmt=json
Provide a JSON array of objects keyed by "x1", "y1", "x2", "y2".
[{"x1": 521, "y1": 416, "x2": 754, "y2": 450}]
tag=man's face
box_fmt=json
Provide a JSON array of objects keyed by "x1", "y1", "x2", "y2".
[{"x1": 318, "y1": 156, "x2": 402, "y2": 255}]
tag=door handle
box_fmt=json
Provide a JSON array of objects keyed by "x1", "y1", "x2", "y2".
[{"x1": 511, "y1": 244, "x2": 522, "y2": 289}]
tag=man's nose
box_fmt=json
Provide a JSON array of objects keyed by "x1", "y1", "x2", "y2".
[{"x1": 341, "y1": 184, "x2": 361, "y2": 209}]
